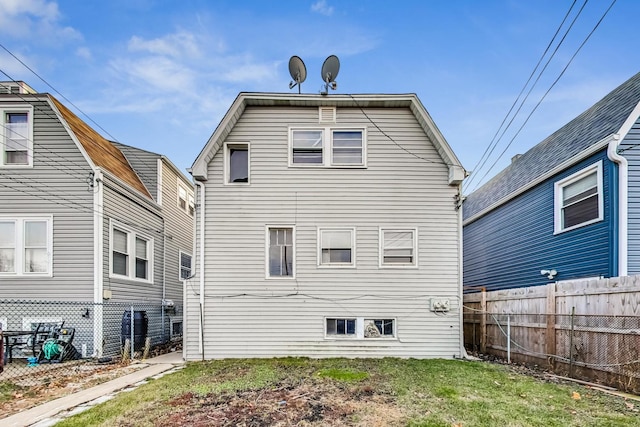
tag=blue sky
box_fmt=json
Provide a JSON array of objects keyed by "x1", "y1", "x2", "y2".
[{"x1": 1, "y1": 0, "x2": 637, "y2": 192}]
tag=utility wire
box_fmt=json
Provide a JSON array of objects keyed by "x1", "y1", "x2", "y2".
[
  {"x1": 468, "y1": 0, "x2": 616, "y2": 193},
  {"x1": 347, "y1": 94, "x2": 454, "y2": 167},
  {"x1": 0, "y1": 67, "x2": 162, "y2": 189},
  {"x1": 463, "y1": 0, "x2": 581, "y2": 193}
]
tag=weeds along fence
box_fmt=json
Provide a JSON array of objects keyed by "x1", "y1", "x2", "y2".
[
  {"x1": 463, "y1": 275, "x2": 640, "y2": 393},
  {"x1": 0, "y1": 299, "x2": 183, "y2": 382}
]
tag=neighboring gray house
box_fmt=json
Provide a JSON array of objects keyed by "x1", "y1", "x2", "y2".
[
  {"x1": 0, "y1": 81, "x2": 193, "y2": 356},
  {"x1": 186, "y1": 92, "x2": 466, "y2": 360},
  {"x1": 463, "y1": 71, "x2": 640, "y2": 292}
]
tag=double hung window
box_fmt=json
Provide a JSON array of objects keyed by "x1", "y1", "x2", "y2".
[
  {"x1": 1, "y1": 106, "x2": 33, "y2": 167},
  {"x1": 0, "y1": 217, "x2": 52, "y2": 276},
  {"x1": 110, "y1": 222, "x2": 153, "y2": 282},
  {"x1": 177, "y1": 181, "x2": 194, "y2": 216},
  {"x1": 290, "y1": 128, "x2": 365, "y2": 167},
  {"x1": 319, "y1": 228, "x2": 355, "y2": 267},
  {"x1": 554, "y1": 162, "x2": 603, "y2": 233},
  {"x1": 267, "y1": 227, "x2": 294, "y2": 278},
  {"x1": 179, "y1": 251, "x2": 192, "y2": 280},
  {"x1": 292, "y1": 130, "x2": 323, "y2": 164},
  {"x1": 380, "y1": 229, "x2": 417, "y2": 267}
]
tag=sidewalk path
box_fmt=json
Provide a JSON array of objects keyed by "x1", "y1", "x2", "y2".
[{"x1": 3, "y1": 352, "x2": 184, "y2": 427}]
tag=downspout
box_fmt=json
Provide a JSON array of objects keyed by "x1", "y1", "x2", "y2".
[
  {"x1": 161, "y1": 217, "x2": 166, "y2": 342},
  {"x1": 194, "y1": 180, "x2": 206, "y2": 360},
  {"x1": 608, "y1": 135, "x2": 628, "y2": 276},
  {"x1": 456, "y1": 184, "x2": 469, "y2": 359},
  {"x1": 93, "y1": 169, "x2": 104, "y2": 357}
]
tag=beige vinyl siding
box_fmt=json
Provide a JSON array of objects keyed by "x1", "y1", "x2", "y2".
[
  {"x1": 186, "y1": 105, "x2": 461, "y2": 359},
  {"x1": 0, "y1": 99, "x2": 94, "y2": 301},
  {"x1": 101, "y1": 178, "x2": 164, "y2": 303}
]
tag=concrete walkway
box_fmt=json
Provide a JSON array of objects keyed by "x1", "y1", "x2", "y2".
[{"x1": 3, "y1": 352, "x2": 185, "y2": 427}]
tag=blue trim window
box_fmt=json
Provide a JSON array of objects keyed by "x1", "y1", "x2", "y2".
[{"x1": 554, "y1": 161, "x2": 603, "y2": 234}]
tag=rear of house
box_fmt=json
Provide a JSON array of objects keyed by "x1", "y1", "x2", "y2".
[{"x1": 185, "y1": 93, "x2": 466, "y2": 360}]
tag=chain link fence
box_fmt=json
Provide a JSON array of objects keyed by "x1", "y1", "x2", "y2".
[
  {"x1": 0, "y1": 299, "x2": 182, "y2": 383},
  {"x1": 463, "y1": 309, "x2": 640, "y2": 393}
]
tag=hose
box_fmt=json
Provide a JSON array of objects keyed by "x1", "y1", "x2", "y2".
[{"x1": 42, "y1": 339, "x2": 61, "y2": 360}]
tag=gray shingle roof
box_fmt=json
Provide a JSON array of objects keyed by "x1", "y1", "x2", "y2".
[{"x1": 463, "y1": 72, "x2": 640, "y2": 221}]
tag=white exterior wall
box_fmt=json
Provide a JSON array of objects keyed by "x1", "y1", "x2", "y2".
[{"x1": 186, "y1": 105, "x2": 462, "y2": 359}]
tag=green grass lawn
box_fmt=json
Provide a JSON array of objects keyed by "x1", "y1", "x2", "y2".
[{"x1": 56, "y1": 358, "x2": 640, "y2": 426}]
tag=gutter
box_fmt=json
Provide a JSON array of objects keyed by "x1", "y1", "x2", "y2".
[
  {"x1": 607, "y1": 136, "x2": 627, "y2": 276},
  {"x1": 456, "y1": 184, "x2": 469, "y2": 359},
  {"x1": 607, "y1": 101, "x2": 640, "y2": 276}
]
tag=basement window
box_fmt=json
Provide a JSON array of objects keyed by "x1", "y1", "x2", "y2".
[
  {"x1": 364, "y1": 319, "x2": 395, "y2": 338},
  {"x1": 326, "y1": 318, "x2": 356, "y2": 336}
]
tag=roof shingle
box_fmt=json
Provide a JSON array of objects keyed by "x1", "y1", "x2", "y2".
[{"x1": 463, "y1": 72, "x2": 640, "y2": 220}]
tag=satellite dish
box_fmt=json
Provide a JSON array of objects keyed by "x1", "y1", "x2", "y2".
[
  {"x1": 288, "y1": 55, "x2": 307, "y2": 93},
  {"x1": 320, "y1": 55, "x2": 340, "y2": 94}
]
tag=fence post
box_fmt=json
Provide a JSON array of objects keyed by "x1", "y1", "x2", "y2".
[
  {"x1": 507, "y1": 314, "x2": 511, "y2": 364},
  {"x1": 480, "y1": 288, "x2": 487, "y2": 353},
  {"x1": 569, "y1": 306, "x2": 575, "y2": 378},
  {"x1": 546, "y1": 282, "x2": 556, "y2": 368},
  {"x1": 130, "y1": 305, "x2": 135, "y2": 361}
]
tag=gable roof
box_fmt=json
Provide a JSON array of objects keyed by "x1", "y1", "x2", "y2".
[
  {"x1": 49, "y1": 96, "x2": 152, "y2": 198},
  {"x1": 463, "y1": 71, "x2": 640, "y2": 222},
  {"x1": 190, "y1": 92, "x2": 465, "y2": 184}
]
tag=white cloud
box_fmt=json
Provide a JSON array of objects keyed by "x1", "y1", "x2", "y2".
[
  {"x1": 75, "y1": 47, "x2": 92, "y2": 60},
  {"x1": 0, "y1": 0, "x2": 81, "y2": 42},
  {"x1": 127, "y1": 31, "x2": 202, "y2": 59},
  {"x1": 311, "y1": 0, "x2": 334, "y2": 16}
]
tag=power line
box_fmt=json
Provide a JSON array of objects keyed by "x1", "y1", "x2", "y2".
[
  {"x1": 347, "y1": 93, "x2": 453, "y2": 167},
  {"x1": 0, "y1": 67, "x2": 161, "y2": 190},
  {"x1": 467, "y1": 0, "x2": 616, "y2": 194},
  {"x1": 463, "y1": 0, "x2": 581, "y2": 192}
]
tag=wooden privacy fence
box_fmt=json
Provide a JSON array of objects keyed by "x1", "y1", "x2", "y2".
[{"x1": 463, "y1": 275, "x2": 640, "y2": 393}]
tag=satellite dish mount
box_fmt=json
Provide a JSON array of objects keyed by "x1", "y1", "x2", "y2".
[
  {"x1": 288, "y1": 56, "x2": 307, "y2": 94},
  {"x1": 320, "y1": 55, "x2": 340, "y2": 95}
]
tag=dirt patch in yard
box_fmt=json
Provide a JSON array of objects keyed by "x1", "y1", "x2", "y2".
[
  {"x1": 0, "y1": 360, "x2": 145, "y2": 418},
  {"x1": 157, "y1": 380, "x2": 405, "y2": 427}
]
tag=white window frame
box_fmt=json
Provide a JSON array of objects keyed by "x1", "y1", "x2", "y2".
[
  {"x1": 324, "y1": 317, "x2": 397, "y2": 340},
  {"x1": 176, "y1": 178, "x2": 194, "y2": 216},
  {"x1": 179, "y1": 250, "x2": 192, "y2": 280},
  {"x1": 109, "y1": 220, "x2": 154, "y2": 283},
  {"x1": 224, "y1": 141, "x2": 250, "y2": 185},
  {"x1": 0, "y1": 215, "x2": 53, "y2": 277},
  {"x1": 324, "y1": 318, "x2": 357, "y2": 338},
  {"x1": 379, "y1": 228, "x2": 418, "y2": 268},
  {"x1": 188, "y1": 194, "x2": 195, "y2": 217},
  {"x1": 0, "y1": 105, "x2": 34, "y2": 168},
  {"x1": 265, "y1": 225, "x2": 296, "y2": 279},
  {"x1": 317, "y1": 227, "x2": 356, "y2": 268},
  {"x1": 330, "y1": 129, "x2": 366, "y2": 166},
  {"x1": 554, "y1": 161, "x2": 603, "y2": 234},
  {"x1": 363, "y1": 318, "x2": 396, "y2": 339},
  {"x1": 288, "y1": 126, "x2": 367, "y2": 168}
]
